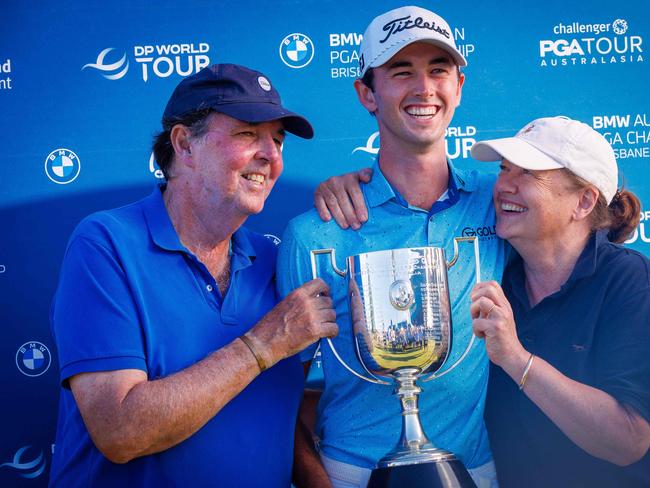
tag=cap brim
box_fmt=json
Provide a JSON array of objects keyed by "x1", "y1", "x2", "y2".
[
  {"x1": 471, "y1": 137, "x2": 563, "y2": 170},
  {"x1": 215, "y1": 102, "x2": 314, "y2": 139}
]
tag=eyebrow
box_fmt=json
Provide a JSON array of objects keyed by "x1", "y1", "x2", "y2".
[{"x1": 386, "y1": 56, "x2": 454, "y2": 70}]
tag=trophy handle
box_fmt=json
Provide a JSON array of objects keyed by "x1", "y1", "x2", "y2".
[
  {"x1": 422, "y1": 237, "x2": 480, "y2": 382},
  {"x1": 310, "y1": 249, "x2": 390, "y2": 386}
]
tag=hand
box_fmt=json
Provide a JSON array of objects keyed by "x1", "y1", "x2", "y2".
[
  {"x1": 247, "y1": 279, "x2": 338, "y2": 368},
  {"x1": 314, "y1": 168, "x2": 373, "y2": 229},
  {"x1": 470, "y1": 281, "x2": 528, "y2": 372}
]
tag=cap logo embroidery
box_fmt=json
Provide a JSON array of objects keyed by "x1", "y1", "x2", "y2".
[
  {"x1": 380, "y1": 15, "x2": 450, "y2": 44},
  {"x1": 257, "y1": 76, "x2": 271, "y2": 91}
]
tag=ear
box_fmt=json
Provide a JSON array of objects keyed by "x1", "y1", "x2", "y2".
[
  {"x1": 573, "y1": 186, "x2": 599, "y2": 221},
  {"x1": 354, "y1": 78, "x2": 377, "y2": 114},
  {"x1": 170, "y1": 124, "x2": 195, "y2": 168},
  {"x1": 455, "y1": 71, "x2": 465, "y2": 107}
]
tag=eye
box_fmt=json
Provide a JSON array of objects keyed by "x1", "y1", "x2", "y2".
[{"x1": 237, "y1": 130, "x2": 255, "y2": 137}]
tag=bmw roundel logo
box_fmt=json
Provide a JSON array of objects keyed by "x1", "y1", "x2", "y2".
[
  {"x1": 279, "y1": 33, "x2": 314, "y2": 69},
  {"x1": 16, "y1": 341, "x2": 52, "y2": 377},
  {"x1": 44, "y1": 148, "x2": 81, "y2": 184}
]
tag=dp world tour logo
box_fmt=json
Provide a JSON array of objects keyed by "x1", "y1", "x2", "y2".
[
  {"x1": 0, "y1": 446, "x2": 47, "y2": 479},
  {"x1": 44, "y1": 148, "x2": 80, "y2": 184},
  {"x1": 16, "y1": 342, "x2": 52, "y2": 377},
  {"x1": 353, "y1": 132, "x2": 380, "y2": 155},
  {"x1": 82, "y1": 47, "x2": 129, "y2": 80},
  {"x1": 279, "y1": 33, "x2": 314, "y2": 68}
]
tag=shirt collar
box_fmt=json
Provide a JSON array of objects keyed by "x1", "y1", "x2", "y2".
[
  {"x1": 505, "y1": 230, "x2": 607, "y2": 305},
  {"x1": 564, "y1": 230, "x2": 606, "y2": 284},
  {"x1": 142, "y1": 185, "x2": 257, "y2": 261},
  {"x1": 363, "y1": 156, "x2": 477, "y2": 209}
]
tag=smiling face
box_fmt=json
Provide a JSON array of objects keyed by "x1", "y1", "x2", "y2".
[
  {"x1": 184, "y1": 112, "x2": 285, "y2": 219},
  {"x1": 493, "y1": 159, "x2": 589, "y2": 249},
  {"x1": 354, "y1": 42, "x2": 464, "y2": 154}
]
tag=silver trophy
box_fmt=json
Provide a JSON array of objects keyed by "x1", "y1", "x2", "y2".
[{"x1": 310, "y1": 238, "x2": 480, "y2": 488}]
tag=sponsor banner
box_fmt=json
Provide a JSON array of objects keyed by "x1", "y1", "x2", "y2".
[
  {"x1": 83, "y1": 43, "x2": 211, "y2": 82},
  {"x1": 625, "y1": 210, "x2": 650, "y2": 245},
  {"x1": 539, "y1": 17, "x2": 644, "y2": 68},
  {"x1": 592, "y1": 113, "x2": 650, "y2": 159},
  {"x1": 1, "y1": 58, "x2": 12, "y2": 90}
]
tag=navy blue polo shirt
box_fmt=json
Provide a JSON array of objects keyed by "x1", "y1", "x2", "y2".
[
  {"x1": 50, "y1": 186, "x2": 303, "y2": 487},
  {"x1": 486, "y1": 231, "x2": 650, "y2": 487}
]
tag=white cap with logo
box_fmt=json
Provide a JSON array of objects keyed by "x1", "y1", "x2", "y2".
[
  {"x1": 471, "y1": 116, "x2": 618, "y2": 204},
  {"x1": 359, "y1": 5, "x2": 467, "y2": 77}
]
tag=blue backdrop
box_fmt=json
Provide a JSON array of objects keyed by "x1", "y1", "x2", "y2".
[{"x1": 2, "y1": 0, "x2": 649, "y2": 484}]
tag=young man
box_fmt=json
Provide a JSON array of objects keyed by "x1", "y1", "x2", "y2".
[{"x1": 278, "y1": 6, "x2": 506, "y2": 487}]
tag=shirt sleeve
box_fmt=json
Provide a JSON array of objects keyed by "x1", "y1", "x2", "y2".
[
  {"x1": 276, "y1": 219, "x2": 320, "y2": 362},
  {"x1": 51, "y1": 235, "x2": 147, "y2": 386},
  {"x1": 594, "y1": 285, "x2": 650, "y2": 423}
]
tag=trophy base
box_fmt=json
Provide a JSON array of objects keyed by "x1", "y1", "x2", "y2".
[{"x1": 368, "y1": 450, "x2": 476, "y2": 488}]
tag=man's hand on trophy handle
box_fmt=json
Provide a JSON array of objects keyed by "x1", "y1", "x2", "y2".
[
  {"x1": 247, "y1": 279, "x2": 338, "y2": 368},
  {"x1": 314, "y1": 168, "x2": 372, "y2": 229}
]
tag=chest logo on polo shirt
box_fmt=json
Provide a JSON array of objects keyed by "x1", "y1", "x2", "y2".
[
  {"x1": 15, "y1": 341, "x2": 52, "y2": 377},
  {"x1": 461, "y1": 225, "x2": 497, "y2": 241}
]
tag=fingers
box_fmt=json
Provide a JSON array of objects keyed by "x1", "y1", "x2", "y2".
[
  {"x1": 314, "y1": 190, "x2": 333, "y2": 223},
  {"x1": 471, "y1": 280, "x2": 505, "y2": 306},
  {"x1": 470, "y1": 296, "x2": 497, "y2": 320},
  {"x1": 320, "y1": 182, "x2": 352, "y2": 229},
  {"x1": 347, "y1": 179, "x2": 368, "y2": 223},
  {"x1": 301, "y1": 278, "x2": 330, "y2": 297},
  {"x1": 321, "y1": 321, "x2": 339, "y2": 339},
  {"x1": 358, "y1": 167, "x2": 373, "y2": 183},
  {"x1": 472, "y1": 318, "x2": 488, "y2": 339},
  {"x1": 313, "y1": 172, "x2": 369, "y2": 230}
]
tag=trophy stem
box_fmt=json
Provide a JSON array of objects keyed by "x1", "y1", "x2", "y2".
[
  {"x1": 376, "y1": 368, "x2": 455, "y2": 468},
  {"x1": 395, "y1": 368, "x2": 432, "y2": 451},
  {"x1": 369, "y1": 368, "x2": 477, "y2": 488}
]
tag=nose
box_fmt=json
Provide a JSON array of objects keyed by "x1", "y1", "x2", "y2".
[
  {"x1": 255, "y1": 133, "x2": 282, "y2": 164},
  {"x1": 413, "y1": 72, "x2": 436, "y2": 98},
  {"x1": 495, "y1": 166, "x2": 516, "y2": 194}
]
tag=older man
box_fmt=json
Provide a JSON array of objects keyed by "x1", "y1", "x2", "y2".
[
  {"x1": 278, "y1": 6, "x2": 506, "y2": 488},
  {"x1": 49, "y1": 64, "x2": 337, "y2": 487}
]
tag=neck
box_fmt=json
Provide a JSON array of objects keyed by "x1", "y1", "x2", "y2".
[
  {"x1": 378, "y1": 143, "x2": 449, "y2": 210},
  {"x1": 163, "y1": 181, "x2": 241, "y2": 262},
  {"x1": 516, "y1": 230, "x2": 591, "y2": 306}
]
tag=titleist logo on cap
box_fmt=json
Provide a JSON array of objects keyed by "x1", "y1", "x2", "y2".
[{"x1": 380, "y1": 15, "x2": 451, "y2": 44}]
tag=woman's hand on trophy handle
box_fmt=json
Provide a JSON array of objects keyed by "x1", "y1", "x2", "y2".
[
  {"x1": 470, "y1": 281, "x2": 528, "y2": 374},
  {"x1": 314, "y1": 168, "x2": 373, "y2": 229}
]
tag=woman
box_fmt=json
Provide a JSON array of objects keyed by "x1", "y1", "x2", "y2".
[{"x1": 313, "y1": 116, "x2": 650, "y2": 487}]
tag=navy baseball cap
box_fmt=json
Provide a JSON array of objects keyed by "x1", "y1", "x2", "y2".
[{"x1": 162, "y1": 63, "x2": 314, "y2": 139}]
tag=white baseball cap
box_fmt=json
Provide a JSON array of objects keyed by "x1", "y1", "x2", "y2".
[
  {"x1": 471, "y1": 116, "x2": 618, "y2": 204},
  {"x1": 359, "y1": 6, "x2": 467, "y2": 77}
]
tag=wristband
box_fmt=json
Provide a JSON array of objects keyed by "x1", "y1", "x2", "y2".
[
  {"x1": 518, "y1": 353, "x2": 535, "y2": 391},
  {"x1": 239, "y1": 334, "x2": 268, "y2": 372}
]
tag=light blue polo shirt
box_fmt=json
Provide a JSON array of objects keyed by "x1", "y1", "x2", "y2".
[
  {"x1": 50, "y1": 186, "x2": 303, "y2": 487},
  {"x1": 277, "y1": 161, "x2": 507, "y2": 470}
]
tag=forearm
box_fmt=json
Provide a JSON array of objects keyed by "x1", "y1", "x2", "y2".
[
  {"x1": 506, "y1": 354, "x2": 650, "y2": 465},
  {"x1": 77, "y1": 338, "x2": 261, "y2": 463},
  {"x1": 292, "y1": 390, "x2": 331, "y2": 488}
]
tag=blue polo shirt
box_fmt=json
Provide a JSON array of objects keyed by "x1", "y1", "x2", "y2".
[
  {"x1": 277, "y1": 161, "x2": 507, "y2": 469},
  {"x1": 486, "y1": 231, "x2": 650, "y2": 487},
  {"x1": 50, "y1": 186, "x2": 303, "y2": 487}
]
